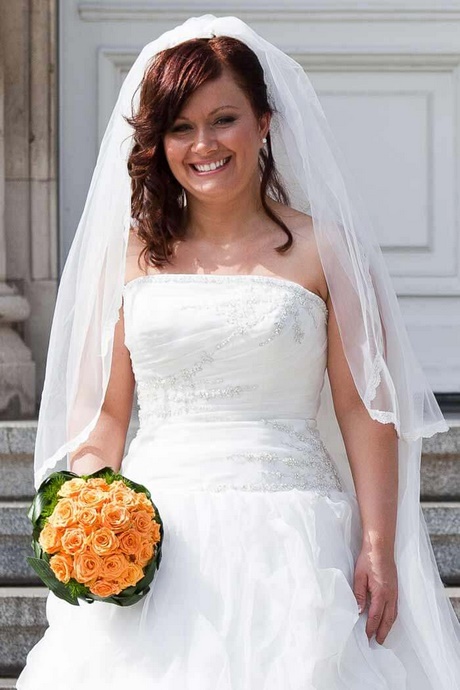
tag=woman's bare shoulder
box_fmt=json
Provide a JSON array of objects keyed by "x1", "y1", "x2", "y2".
[
  {"x1": 267, "y1": 199, "x2": 314, "y2": 236},
  {"x1": 124, "y1": 227, "x2": 149, "y2": 284},
  {"x1": 267, "y1": 199, "x2": 327, "y2": 300}
]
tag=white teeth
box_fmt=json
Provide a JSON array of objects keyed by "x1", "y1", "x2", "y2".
[{"x1": 193, "y1": 157, "x2": 228, "y2": 172}]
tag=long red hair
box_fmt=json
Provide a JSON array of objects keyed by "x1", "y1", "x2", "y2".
[{"x1": 125, "y1": 36, "x2": 292, "y2": 268}]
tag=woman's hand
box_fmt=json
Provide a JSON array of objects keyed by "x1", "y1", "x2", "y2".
[{"x1": 353, "y1": 543, "x2": 398, "y2": 645}]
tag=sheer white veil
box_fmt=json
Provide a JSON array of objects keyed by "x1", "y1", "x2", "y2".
[{"x1": 34, "y1": 14, "x2": 460, "y2": 679}]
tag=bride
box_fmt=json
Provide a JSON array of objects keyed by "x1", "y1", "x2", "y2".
[{"x1": 17, "y1": 15, "x2": 460, "y2": 689}]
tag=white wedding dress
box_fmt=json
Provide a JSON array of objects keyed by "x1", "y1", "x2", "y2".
[{"x1": 16, "y1": 273, "x2": 457, "y2": 689}]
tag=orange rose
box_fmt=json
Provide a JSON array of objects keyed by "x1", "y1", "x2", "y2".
[
  {"x1": 108, "y1": 486, "x2": 136, "y2": 507},
  {"x1": 148, "y1": 521, "x2": 161, "y2": 543},
  {"x1": 85, "y1": 478, "x2": 110, "y2": 492},
  {"x1": 89, "y1": 526, "x2": 119, "y2": 556},
  {"x1": 88, "y1": 578, "x2": 123, "y2": 598},
  {"x1": 119, "y1": 562, "x2": 144, "y2": 588},
  {"x1": 77, "y1": 487, "x2": 107, "y2": 509},
  {"x1": 73, "y1": 550, "x2": 103, "y2": 583},
  {"x1": 101, "y1": 502, "x2": 131, "y2": 532},
  {"x1": 118, "y1": 528, "x2": 142, "y2": 556},
  {"x1": 100, "y1": 553, "x2": 130, "y2": 580},
  {"x1": 75, "y1": 506, "x2": 101, "y2": 533},
  {"x1": 133, "y1": 492, "x2": 154, "y2": 513},
  {"x1": 48, "y1": 498, "x2": 77, "y2": 529},
  {"x1": 134, "y1": 539, "x2": 154, "y2": 567},
  {"x1": 38, "y1": 521, "x2": 63, "y2": 554},
  {"x1": 108, "y1": 480, "x2": 129, "y2": 494},
  {"x1": 49, "y1": 553, "x2": 74, "y2": 583},
  {"x1": 131, "y1": 510, "x2": 154, "y2": 535},
  {"x1": 57, "y1": 477, "x2": 86, "y2": 498},
  {"x1": 110, "y1": 480, "x2": 125, "y2": 489},
  {"x1": 61, "y1": 526, "x2": 87, "y2": 555}
]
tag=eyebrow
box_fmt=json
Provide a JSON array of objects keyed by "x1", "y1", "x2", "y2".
[{"x1": 175, "y1": 105, "x2": 240, "y2": 120}]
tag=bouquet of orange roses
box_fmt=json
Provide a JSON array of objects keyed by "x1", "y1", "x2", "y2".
[{"x1": 27, "y1": 466, "x2": 163, "y2": 606}]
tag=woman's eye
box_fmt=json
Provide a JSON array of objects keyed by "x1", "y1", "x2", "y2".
[
  {"x1": 215, "y1": 116, "x2": 236, "y2": 125},
  {"x1": 169, "y1": 116, "x2": 235, "y2": 133},
  {"x1": 170, "y1": 123, "x2": 191, "y2": 133}
]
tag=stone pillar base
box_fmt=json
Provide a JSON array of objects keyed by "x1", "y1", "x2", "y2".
[{"x1": 0, "y1": 287, "x2": 36, "y2": 418}]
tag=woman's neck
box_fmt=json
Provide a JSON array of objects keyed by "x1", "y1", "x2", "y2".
[{"x1": 184, "y1": 185, "x2": 270, "y2": 246}]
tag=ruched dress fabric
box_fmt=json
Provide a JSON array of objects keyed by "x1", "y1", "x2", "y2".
[{"x1": 17, "y1": 274, "x2": 440, "y2": 689}]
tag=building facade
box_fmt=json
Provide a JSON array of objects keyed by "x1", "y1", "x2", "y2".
[{"x1": 1, "y1": 0, "x2": 460, "y2": 419}]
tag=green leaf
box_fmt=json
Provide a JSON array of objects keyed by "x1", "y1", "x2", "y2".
[
  {"x1": 133, "y1": 554, "x2": 158, "y2": 593},
  {"x1": 31, "y1": 539, "x2": 43, "y2": 559},
  {"x1": 156, "y1": 542, "x2": 163, "y2": 568},
  {"x1": 28, "y1": 470, "x2": 79, "y2": 527},
  {"x1": 66, "y1": 578, "x2": 90, "y2": 599},
  {"x1": 107, "y1": 587, "x2": 151, "y2": 607},
  {"x1": 27, "y1": 557, "x2": 79, "y2": 606}
]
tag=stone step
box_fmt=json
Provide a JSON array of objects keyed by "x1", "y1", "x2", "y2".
[
  {"x1": 0, "y1": 680, "x2": 16, "y2": 689},
  {"x1": 0, "y1": 422, "x2": 37, "y2": 500},
  {"x1": 421, "y1": 416, "x2": 460, "y2": 500},
  {"x1": 1, "y1": 418, "x2": 460, "y2": 498},
  {"x1": 0, "y1": 585, "x2": 458, "y2": 678},
  {"x1": 450, "y1": 587, "x2": 460, "y2": 620},
  {"x1": 0, "y1": 419, "x2": 139, "y2": 500},
  {"x1": 0, "y1": 502, "x2": 37, "y2": 585},
  {"x1": 422, "y1": 503, "x2": 460, "y2": 584},
  {"x1": 1, "y1": 500, "x2": 460, "y2": 584},
  {"x1": 0, "y1": 587, "x2": 48, "y2": 677}
]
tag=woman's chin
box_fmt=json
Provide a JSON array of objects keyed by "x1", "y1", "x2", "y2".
[{"x1": 186, "y1": 181, "x2": 240, "y2": 202}]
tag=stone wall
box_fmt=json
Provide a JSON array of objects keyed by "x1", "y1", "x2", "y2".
[{"x1": 0, "y1": 0, "x2": 57, "y2": 419}]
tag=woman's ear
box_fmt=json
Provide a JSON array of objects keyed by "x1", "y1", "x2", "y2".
[{"x1": 259, "y1": 111, "x2": 272, "y2": 140}]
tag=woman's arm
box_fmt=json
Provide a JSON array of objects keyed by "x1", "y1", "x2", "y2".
[
  {"x1": 326, "y1": 296, "x2": 399, "y2": 645},
  {"x1": 69, "y1": 303, "x2": 135, "y2": 476},
  {"x1": 326, "y1": 300, "x2": 399, "y2": 552}
]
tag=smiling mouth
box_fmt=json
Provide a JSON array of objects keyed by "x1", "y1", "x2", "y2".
[{"x1": 190, "y1": 156, "x2": 231, "y2": 174}]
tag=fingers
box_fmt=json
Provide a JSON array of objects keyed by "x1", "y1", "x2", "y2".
[
  {"x1": 353, "y1": 572, "x2": 368, "y2": 614},
  {"x1": 353, "y1": 558, "x2": 398, "y2": 644},
  {"x1": 366, "y1": 595, "x2": 398, "y2": 644},
  {"x1": 375, "y1": 599, "x2": 398, "y2": 645},
  {"x1": 365, "y1": 595, "x2": 385, "y2": 640}
]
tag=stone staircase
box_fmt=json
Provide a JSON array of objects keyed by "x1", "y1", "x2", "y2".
[{"x1": 1, "y1": 418, "x2": 459, "y2": 687}]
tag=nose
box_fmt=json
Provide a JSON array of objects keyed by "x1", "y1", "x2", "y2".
[{"x1": 190, "y1": 126, "x2": 218, "y2": 156}]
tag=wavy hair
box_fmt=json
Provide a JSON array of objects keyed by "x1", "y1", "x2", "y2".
[{"x1": 125, "y1": 36, "x2": 292, "y2": 268}]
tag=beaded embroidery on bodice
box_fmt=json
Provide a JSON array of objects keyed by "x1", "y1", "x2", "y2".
[{"x1": 122, "y1": 274, "x2": 343, "y2": 496}]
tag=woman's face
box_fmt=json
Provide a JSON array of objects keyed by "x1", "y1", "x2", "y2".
[{"x1": 163, "y1": 69, "x2": 270, "y2": 203}]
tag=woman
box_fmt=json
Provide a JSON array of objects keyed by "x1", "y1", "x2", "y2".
[{"x1": 17, "y1": 15, "x2": 460, "y2": 689}]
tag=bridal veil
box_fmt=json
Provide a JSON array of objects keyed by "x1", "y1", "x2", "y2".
[{"x1": 32, "y1": 14, "x2": 460, "y2": 682}]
